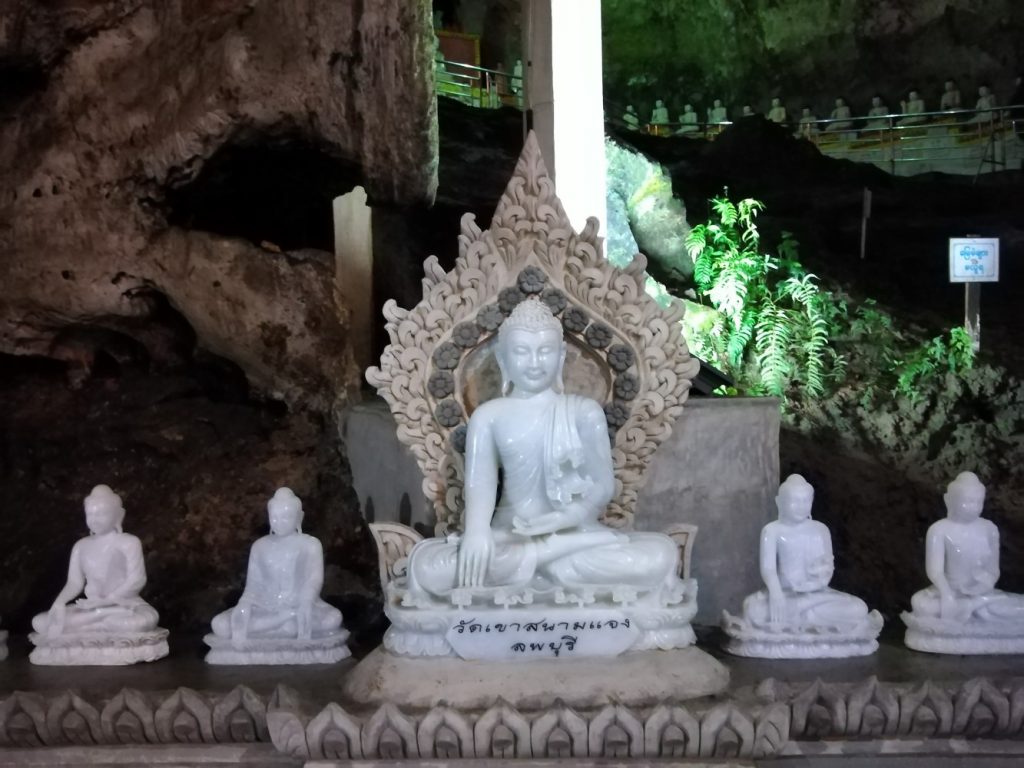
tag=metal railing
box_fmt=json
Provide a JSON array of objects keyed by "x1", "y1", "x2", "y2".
[
  {"x1": 618, "y1": 105, "x2": 1024, "y2": 177},
  {"x1": 435, "y1": 60, "x2": 523, "y2": 110}
]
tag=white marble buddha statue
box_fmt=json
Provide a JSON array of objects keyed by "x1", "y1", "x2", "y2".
[
  {"x1": 623, "y1": 104, "x2": 639, "y2": 131},
  {"x1": 722, "y1": 474, "x2": 882, "y2": 658},
  {"x1": 708, "y1": 99, "x2": 728, "y2": 123},
  {"x1": 899, "y1": 90, "x2": 927, "y2": 125},
  {"x1": 676, "y1": 103, "x2": 699, "y2": 134},
  {"x1": 940, "y1": 79, "x2": 961, "y2": 111},
  {"x1": 796, "y1": 106, "x2": 817, "y2": 137},
  {"x1": 650, "y1": 98, "x2": 669, "y2": 126},
  {"x1": 828, "y1": 97, "x2": 853, "y2": 131},
  {"x1": 205, "y1": 487, "x2": 350, "y2": 664},
  {"x1": 404, "y1": 298, "x2": 685, "y2": 609},
  {"x1": 969, "y1": 86, "x2": 997, "y2": 122},
  {"x1": 864, "y1": 95, "x2": 890, "y2": 129},
  {"x1": 903, "y1": 472, "x2": 1024, "y2": 654},
  {"x1": 30, "y1": 485, "x2": 168, "y2": 665},
  {"x1": 767, "y1": 97, "x2": 787, "y2": 124}
]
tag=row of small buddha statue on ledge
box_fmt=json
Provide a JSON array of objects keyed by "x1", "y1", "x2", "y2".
[
  {"x1": 3, "y1": 467, "x2": 1022, "y2": 665},
  {"x1": 624, "y1": 79, "x2": 1006, "y2": 134}
]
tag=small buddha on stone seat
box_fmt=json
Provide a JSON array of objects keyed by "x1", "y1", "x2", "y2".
[
  {"x1": 205, "y1": 487, "x2": 350, "y2": 664},
  {"x1": 30, "y1": 485, "x2": 168, "y2": 665},
  {"x1": 903, "y1": 471, "x2": 1024, "y2": 654},
  {"x1": 827, "y1": 98, "x2": 853, "y2": 131},
  {"x1": 864, "y1": 95, "x2": 890, "y2": 130},
  {"x1": 722, "y1": 474, "x2": 882, "y2": 658},
  {"x1": 675, "y1": 104, "x2": 699, "y2": 134},
  {"x1": 650, "y1": 99, "x2": 669, "y2": 126},
  {"x1": 708, "y1": 99, "x2": 728, "y2": 124},
  {"x1": 899, "y1": 90, "x2": 927, "y2": 125},
  {"x1": 940, "y1": 79, "x2": 961, "y2": 111},
  {"x1": 767, "y1": 97, "x2": 787, "y2": 124},
  {"x1": 968, "y1": 85, "x2": 998, "y2": 123}
]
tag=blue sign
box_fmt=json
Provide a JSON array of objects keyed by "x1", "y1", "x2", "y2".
[{"x1": 949, "y1": 238, "x2": 999, "y2": 283}]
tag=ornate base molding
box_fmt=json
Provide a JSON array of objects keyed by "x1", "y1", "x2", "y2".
[
  {"x1": 722, "y1": 609, "x2": 883, "y2": 659},
  {"x1": 28, "y1": 629, "x2": 169, "y2": 666},
  {"x1": 341, "y1": 645, "x2": 729, "y2": 709},
  {"x1": 904, "y1": 629, "x2": 1024, "y2": 655},
  {"x1": 204, "y1": 631, "x2": 351, "y2": 665}
]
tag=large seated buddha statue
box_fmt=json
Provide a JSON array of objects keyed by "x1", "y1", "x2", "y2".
[
  {"x1": 722, "y1": 474, "x2": 882, "y2": 658},
  {"x1": 29, "y1": 485, "x2": 168, "y2": 665},
  {"x1": 360, "y1": 132, "x2": 704, "y2": 664},
  {"x1": 903, "y1": 471, "x2": 1024, "y2": 654},
  {"x1": 405, "y1": 299, "x2": 686, "y2": 610},
  {"x1": 204, "y1": 488, "x2": 350, "y2": 664}
]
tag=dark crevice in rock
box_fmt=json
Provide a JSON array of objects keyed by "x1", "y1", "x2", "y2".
[
  {"x1": 0, "y1": 57, "x2": 48, "y2": 114},
  {"x1": 163, "y1": 129, "x2": 365, "y2": 252}
]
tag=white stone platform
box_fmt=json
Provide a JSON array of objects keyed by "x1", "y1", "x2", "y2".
[
  {"x1": 342, "y1": 645, "x2": 729, "y2": 709},
  {"x1": 28, "y1": 629, "x2": 169, "y2": 665},
  {"x1": 204, "y1": 630, "x2": 351, "y2": 665},
  {"x1": 903, "y1": 612, "x2": 1024, "y2": 655}
]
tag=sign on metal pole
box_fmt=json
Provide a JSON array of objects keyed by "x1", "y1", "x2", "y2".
[{"x1": 949, "y1": 237, "x2": 999, "y2": 351}]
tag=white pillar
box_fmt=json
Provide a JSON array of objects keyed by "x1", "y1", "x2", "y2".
[
  {"x1": 333, "y1": 186, "x2": 373, "y2": 371},
  {"x1": 523, "y1": 0, "x2": 606, "y2": 236}
]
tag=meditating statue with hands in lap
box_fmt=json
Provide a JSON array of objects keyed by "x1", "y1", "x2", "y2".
[
  {"x1": 30, "y1": 485, "x2": 168, "y2": 665},
  {"x1": 722, "y1": 474, "x2": 881, "y2": 658},
  {"x1": 903, "y1": 471, "x2": 1024, "y2": 654},
  {"x1": 406, "y1": 298, "x2": 684, "y2": 608},
  {"x1": 205, "y1": 487, "x2": 349, "y2": 664}
]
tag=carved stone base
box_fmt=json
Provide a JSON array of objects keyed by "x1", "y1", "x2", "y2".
[
  {"x1": 29, "y1": 629, "x2": 169, "y2": 665},
  {"x1": 204, "y1": 631, "x2": 351, "y2": 665},
  {"x1": 342, "y1": 645, "x2": 729, "y2": 709},
  {"x1": 722, "y1": 609, "x2": 883, "y2": 659},
  {"x1": 384, "y1": 588, "x2": 698, "y2": 659},
  {"x1": 903, "y1": 611, "x2": 1024, "y2": 654}
]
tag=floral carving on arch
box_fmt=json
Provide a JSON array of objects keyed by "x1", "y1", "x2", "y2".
[{"x1": 367, "y1": 131, "x2": 699, "y2": 532}]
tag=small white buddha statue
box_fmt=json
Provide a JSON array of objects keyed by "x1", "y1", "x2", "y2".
[
  {"x1": 390, "y1": 298, "x2": 696, "y2": 657},
  {"x1": 828, "y1": 97, "x2": 853, "y2": 131},
  {"x1": 903, "y1": 472, "x2": 1024, "y2": 654},
  {"x1": 511, "y1": 59, "x2": 523, "y2": 94},
  {"x1": 722, "y1": 475, "x2": 882, "y2": 658},
  {"x1": 623, "y1": 105, "x2": 640, "y2": 131},
  {"x1": 864, "y1": 95, "x2": 890, "y2": 130},
  {"x1": 796, "y1": 106, "x2": 818, "y2": 137},
  {"x1": 767, "y1": 97, "x2": 787, "y2": 124},
  {"x1": 899, "y1": 90, "x2": 927, "y2": 125},
  {"x1": 708, "y1": 99, "x2": 728, "y2": 123},
  {"x1": 675, "y1": 103, "x2": 699, "y2": 134},
  {"x1": 968, "y1": 85, "x2": 997, "y2": 122},
  {"x1": 650, "y1": 99, "x2": 669, "y2": 126},
  {"x1": 741, "y1": 104, "x2": 755, "y2": 118},
  {"x1": 30, "y1": 485, "x2": 168, "y2": 665},
  {"x1": 205, "y1": 488, "x2": 350, "y2": 664},
  {"x1": 940, "y1": 79, "x2": 961, "y2": 111}
]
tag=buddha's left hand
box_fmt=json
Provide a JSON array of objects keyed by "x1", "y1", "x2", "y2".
[{"x1": 513, "y1": 507, "x2": 583, "y2": 536}]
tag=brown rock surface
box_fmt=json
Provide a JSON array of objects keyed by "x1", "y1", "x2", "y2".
[{"x1": 0, "y1": 0, "x2": 438, "y2": 405}]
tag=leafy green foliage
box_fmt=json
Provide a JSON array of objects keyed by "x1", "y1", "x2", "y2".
[
  {"x1": 684, "y1": 194, "x2": 839, "y2": 397},
  {"x1": 893, "y1": 328, "x2": 976, "y2": 403}
]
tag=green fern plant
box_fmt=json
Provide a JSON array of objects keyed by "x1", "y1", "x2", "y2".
[{"x1": 685, "y1": 193, "x2": 840, "y2": 397}]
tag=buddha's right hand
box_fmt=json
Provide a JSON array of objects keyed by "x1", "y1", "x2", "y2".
[
  {"x1": 46, "y1": 604, "x2": 65, "y2": 638},
  {"x1": 458, "y1": 529, "x2": 494, "y2": 588},
  {"x1": 768, "y1": 592, "x2": 785, "y2": 627}
]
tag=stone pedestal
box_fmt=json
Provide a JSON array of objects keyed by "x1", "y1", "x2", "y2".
[
  {"x1": 204, "y1": 630, "x2": 351, "y2": 665},
  {"x1": 342, "y1": 646, "x2": 728, "y2": 709},
  {"x1": 28, "y1": 629, "x2": 169, "y2": 666},
  {"x1": 636, "y1": 397, "x2": 780, "y2": 625}
]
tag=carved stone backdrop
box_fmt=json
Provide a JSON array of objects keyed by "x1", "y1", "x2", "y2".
[{"x1": 367, "y1": 131, "x2": 700, "y2": 532}]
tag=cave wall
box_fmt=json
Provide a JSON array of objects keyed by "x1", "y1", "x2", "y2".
[
  {"x1": 0, "y1": 0, "x2": 438, "y2": 406},
  {"x1": 603, "y1": 0, "x2": 1023, "y2": 122}
]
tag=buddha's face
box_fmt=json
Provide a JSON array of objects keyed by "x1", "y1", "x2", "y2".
[
  {"x1": 714, "y1": 99, "x2": 722, "y2": 107},
  {"x1": 836, "y1": 98, "x2": 844, "y2": 107},
  {"x1": 85, "y1": 498, "x2": 123, "y2": 535},
  {"x1": 777, "y1": 489, "x2": 813, "y2": 524},
  {"x1": 980, "y1": 86, "x2": 990, "y2": 96},
  {"x1": 872, "y1": 96, "x2": 881, "y2": 106},
  {"x1": 772, "y1": 98, "x2": 780, "y2": 107},
  {"x1": 910, "y1": 91, "x2": 919, "y2": 100},
  {"x1": 269, "y1": 500, "x2": 303, "y2": 535},
  {"x1": 945, "y1": 486, "x2": 985, "y2": 522},
  {"x1": 945, "y1": 81, "x2": 954, "y2": 92},
  {"x1": 498, "y1": 327, "x2": 564, "y2": 395}
]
